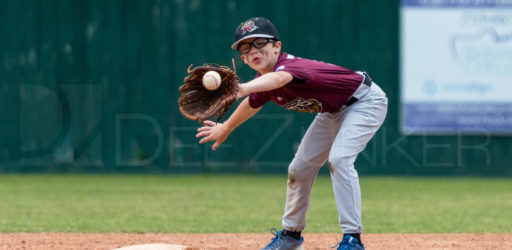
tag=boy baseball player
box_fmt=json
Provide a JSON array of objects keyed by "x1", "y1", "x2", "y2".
[{"x1": 196, "y1": 17, "x2": 387, "y2": 250}]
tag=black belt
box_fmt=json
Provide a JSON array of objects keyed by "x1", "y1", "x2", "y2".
[{"x1": 344, "y1": 72, "x2": 372, "y2": 107}]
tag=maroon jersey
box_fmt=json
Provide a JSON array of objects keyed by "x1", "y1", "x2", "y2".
[{"x1": 248, "y1": 53, "x2": 364, "y2": 113}]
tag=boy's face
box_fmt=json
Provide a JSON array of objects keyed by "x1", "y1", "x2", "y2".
[{"x1": 238, "y1": 37, "x2": 281, "y2": 74}]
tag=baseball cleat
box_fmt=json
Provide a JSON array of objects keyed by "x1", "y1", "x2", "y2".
[
  {"x1": 334, "y1": 235, "x2": 365, "y2": 250},
  {"x1": 261, "y1": 228, "x2": 304, "y2": 250}
]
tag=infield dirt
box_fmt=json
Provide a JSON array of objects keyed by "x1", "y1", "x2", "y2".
[{"x1": 1, "y1": 233, "x2": 511, "y2": 249}]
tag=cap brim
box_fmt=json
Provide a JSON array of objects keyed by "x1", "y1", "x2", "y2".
[{"x1": 230, "y1": 34, "x2": 275, "y2": 50}]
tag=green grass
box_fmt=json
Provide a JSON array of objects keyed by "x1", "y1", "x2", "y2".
[{"x1": 0, "y1": 174, "x2": 511, "y2": 233}]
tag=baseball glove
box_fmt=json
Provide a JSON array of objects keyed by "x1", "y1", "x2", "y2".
[{"x1": 178, "y1": 64, "x2": 239, "y2": 122}]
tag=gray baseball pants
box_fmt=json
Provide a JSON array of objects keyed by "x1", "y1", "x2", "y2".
[{"x1": 282, "y1": 80, "x2": 388, "y2": 234}]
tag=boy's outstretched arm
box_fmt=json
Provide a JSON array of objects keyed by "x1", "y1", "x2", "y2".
[{"x1": 236, "y1": 71, "x2": 292, "y2": 99}]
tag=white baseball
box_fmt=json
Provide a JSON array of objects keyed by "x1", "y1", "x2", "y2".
[{"x1": 202, "y1": 71, "x2": 221, "y2": 91}]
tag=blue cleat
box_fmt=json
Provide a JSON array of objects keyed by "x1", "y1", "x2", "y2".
[
  {"x1": 334, "y1": 235, "x2": 365, "y2": 250},
  {"x1": 261, "y1": 228, "x2": 304, "y2": 250}
]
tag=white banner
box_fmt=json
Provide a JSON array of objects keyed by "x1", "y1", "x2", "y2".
[{"x1": 400, "y1": 0, "x2": 512, "y2": 134}]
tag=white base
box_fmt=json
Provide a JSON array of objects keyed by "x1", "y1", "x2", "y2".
[{"x1": 113, "y1": 243, "x2": 188, "y2": 250}]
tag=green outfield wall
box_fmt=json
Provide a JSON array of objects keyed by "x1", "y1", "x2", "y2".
[{"x1": 1, "y1": 0, "x2": 510, "y2": 175}]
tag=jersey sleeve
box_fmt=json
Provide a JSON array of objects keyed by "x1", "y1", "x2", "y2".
[
  {"x1": 275, "y1": 60, "x2": 313, "y2": 84},
  {"x1": 248, "y1": 91, "x2": 271, "y2": 109}
]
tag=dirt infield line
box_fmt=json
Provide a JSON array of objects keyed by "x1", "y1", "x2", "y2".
[{"x1": 1, "y1": 233, "x2": 511, "y2": 249}]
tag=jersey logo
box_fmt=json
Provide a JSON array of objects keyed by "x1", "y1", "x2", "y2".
[
  {"x1": 276, "y1": 65, "x2": 285, "y2": 71},
  {"x1": 282, "y1": 97, "x2": 322, "y2": 113},
  {"x1": 241, "y1": 21, "x2": 257, "y2": 35}
]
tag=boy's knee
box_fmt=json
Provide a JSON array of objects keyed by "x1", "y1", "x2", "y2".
[
  {"x1": 287, "y1": 161, "x2": 315, "y2": 186},
  {"x1": 329, "y1": 154, "x2": 350, "y2": 166},
  {"x1": 288, "y1": 168, "x2": 297, "y2": 185},
  {"x1": 328, "y1": 154, "x2": 357, "y2": 172}
]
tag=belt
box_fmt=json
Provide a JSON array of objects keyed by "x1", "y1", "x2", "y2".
[{"x1": 344, "y1": 72, "x2": 372, "y2": 107}]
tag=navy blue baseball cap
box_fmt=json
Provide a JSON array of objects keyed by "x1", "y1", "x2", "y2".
[{"x1": 231, "y1": 17, "x2": 280, "y2": 50}]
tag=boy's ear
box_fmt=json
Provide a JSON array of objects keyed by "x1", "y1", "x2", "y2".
[{"x1": 274, "y1": 41, "x2": 282, "y2": 53}]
